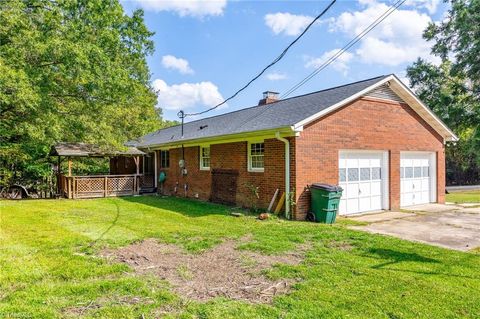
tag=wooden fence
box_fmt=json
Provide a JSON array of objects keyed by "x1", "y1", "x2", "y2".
[{"x1": 60, "y1": 174, "x2": 145, "y2": 199}]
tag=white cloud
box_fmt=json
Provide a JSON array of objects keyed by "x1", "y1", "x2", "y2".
[
  {"x1": 129, "y1": 0, "x2": 227, "y2": 17},
  {"x1": 161, "y1": 55, "x2": 194, "y2": 74},
  {"x1": 305, "y1": 50, "x2": 354, "y2": 75},
  {"x1": 330, "y1": 1, "x2": 440, "y2": 66},
  {"x1": 152, "y1": 79, "x2": 225, "y2": 111},
  {"x1": 265, "y1": 72, "x2": 287, "y2": 81},
  {"x1": 405, "y1": 0, "x2": 440, "y2": 14},
  {"x1": 395, "y1": 71, "x2": 411, "y2": 87},
  {"x1": 264, "y1": 12, "x2": 313, "y2": 36}
]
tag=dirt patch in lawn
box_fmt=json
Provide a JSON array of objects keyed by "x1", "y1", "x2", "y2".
[{"x1": 101, "y1": 238, "x2": 304, "y2": 303}]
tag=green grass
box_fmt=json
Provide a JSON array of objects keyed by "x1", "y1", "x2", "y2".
[
  {"x1": 446, "y1": 191, "x2": 480, "y2": 203},
  {"x1": 1, "y1": 196, "x2": 479, "y2": 318}
]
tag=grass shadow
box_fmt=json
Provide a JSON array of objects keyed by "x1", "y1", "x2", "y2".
[
  {"x1": 89, "y1": 201, "x2": 121, "y2": 247},
  {"x1": 366, "y1": 248, "x2": 439, "y2": 269},
  {"x1": 120, "y1": 195, "x2": 245, "y2": 218}
]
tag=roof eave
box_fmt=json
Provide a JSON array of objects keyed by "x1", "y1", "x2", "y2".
[{"x1": 136, "y1": 126, "x2": 296, "y2": 150}]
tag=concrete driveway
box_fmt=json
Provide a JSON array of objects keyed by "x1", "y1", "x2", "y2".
[{"x1": 349, "y1": 204, "x2": 480, "y2": 251}]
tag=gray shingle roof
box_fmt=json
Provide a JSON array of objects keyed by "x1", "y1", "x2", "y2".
[{"x1": 133, "y1": 75, "x2": 389, "y2": 147}]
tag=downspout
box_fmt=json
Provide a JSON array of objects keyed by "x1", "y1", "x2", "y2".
[{"x1": 275, "y1": 132, "x2": 290, "y2": 219}]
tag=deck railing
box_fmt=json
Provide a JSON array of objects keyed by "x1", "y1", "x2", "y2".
[{"x1": 60, "y1": 174, "x2": 152, "y2": 199}]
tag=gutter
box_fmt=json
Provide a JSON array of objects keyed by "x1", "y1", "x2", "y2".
[
  {"x1": 135, "y1": 127, "x2": 295, "y2": 150},
  {"x1": 275, "y1": 132, "x2": 291, "y2": 219}
]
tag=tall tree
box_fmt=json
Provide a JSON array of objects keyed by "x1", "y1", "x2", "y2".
[
  {"x1": 0, "y1": 0, "x2": 164, "y2": 187},
  {"x1": 407, "y1": 0, "x2": 480, "y2": 185}
]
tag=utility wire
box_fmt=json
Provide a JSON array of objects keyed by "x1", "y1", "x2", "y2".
[
  {"x1": 179, "y1": 0, "x2": 337, "y2": 119},
  {"x1": 281, "y1": 0, "x2": 406, "y2": 98}
]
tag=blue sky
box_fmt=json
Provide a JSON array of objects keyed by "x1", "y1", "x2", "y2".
[{"x1": 120, "y1": 0, "x2": 448, "y2": 121}]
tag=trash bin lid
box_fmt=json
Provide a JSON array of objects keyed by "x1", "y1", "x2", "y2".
[{"x1": 310, "y1": 183, "x2": 343, "y2": 192}]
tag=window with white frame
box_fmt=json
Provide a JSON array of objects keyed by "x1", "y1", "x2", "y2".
[
  {"x1": 160, "y1": 150, "x2": 169, "y2": 168},
  {"x1": 200, "y1": 146, "x2": 210, "y2": 170},
  {"x1": 248, "y1": 142, "x2": 264, "y2": 171}
]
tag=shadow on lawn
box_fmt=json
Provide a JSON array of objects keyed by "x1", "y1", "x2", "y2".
[
  {"x1": 367, "y1": 248, "x2": 439, "y2": 269},
  {"x1": 367, "y1": 248, "x2": 480, "y2": 280},
  {"x1": 120, "y1": 195, "x2": 237, "y2": 218},
  {"x1": 89, "y1": 201, "x2": 121, "y2": 246}
]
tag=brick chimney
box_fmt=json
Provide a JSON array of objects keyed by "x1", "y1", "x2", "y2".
[{"x1": 258, "y1": 91, "x2": 279, "y2": 105}]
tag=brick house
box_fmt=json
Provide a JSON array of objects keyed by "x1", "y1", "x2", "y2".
[{"x1": 127, "y1": 75, "x2": 457, "y2": 220}]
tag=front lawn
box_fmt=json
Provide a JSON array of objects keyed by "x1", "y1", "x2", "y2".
[
  {"x1": 1, "y1": 196, "x2": 479, "y2": 318},
  {"x1": 446, "y1": 190, "x2": 480, "y2": 203}
]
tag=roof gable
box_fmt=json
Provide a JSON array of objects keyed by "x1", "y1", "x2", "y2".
[
  {"x1": 364, "y1": 84, "x2": 404, "y2": 103},
  {"x1": 293, "y1": 75, "x2": 458, "y2": 142}
]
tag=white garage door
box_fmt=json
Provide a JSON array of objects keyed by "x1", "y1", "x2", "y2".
[
  {"x1": 339, "y1": 151, "x2": 388, "y2": 215},
  {"x1": 400, "y1": 152, "x2": 435, "y2": 207}
]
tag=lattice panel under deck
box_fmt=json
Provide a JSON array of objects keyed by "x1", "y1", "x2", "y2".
[
  {"x1": 140, "y1": 175, "x2": 154, "y2": 188},
  {"x1": 108, "y1": 176, "x2": 134, "y2": 195}
]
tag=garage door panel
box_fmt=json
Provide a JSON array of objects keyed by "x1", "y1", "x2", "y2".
[
  {"x1": 339, "y1": 199, "x2": 346, "y2": 214},
  {"x1": 359, "y1": 182, "x2": 370, "y2": 197},
  {"x1": 421, "y1": 179, "x2": 429, "y2": 191},
  {"x1": 412, "y1": 180, "x2": 422, "y2": 192},
  {"x1": 339, "y1": 151, "x2": 387, "y2": 215},
  {"x1": 371, "y1": 181, "x2": 381, "y2": 196},
  {"x1": 359, "y1": 197, "x2": 371, "y2": 211},
  {"x1": 346, "y1": 184, "x2": 359, "y2": 199},
  {"x1": 347, "y1": 198, "x2": 359, "y2": 213},
  {"x1": 346, "y1": 158, "x2": 359, "y2": 168},
  {"x1": 359, "y1": 158, "x2": 370, "y2": 167},
  {"x1": 421, "y1": 191, "x2": 429, "y2": 203},
  {"x1": 400, "y1": 152, "x2": 433, "y2": 207},
  {"x1": 402, "y1": 180, "x2": 412, "y2": 192},
  {"x1": 370, "y1": 158, "x2": 381, "y2": 167},
  {"x1": 371, "y1": 196, "x2": 382, "y2": 210}
]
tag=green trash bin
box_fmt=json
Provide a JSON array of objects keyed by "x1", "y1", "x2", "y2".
[{"x1": 309, "y1": 183, "x2": 343, "y2": 224}]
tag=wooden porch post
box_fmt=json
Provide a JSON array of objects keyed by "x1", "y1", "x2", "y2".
[
  {"x1": 134, "y1": 156, "x2": 140, "y2": 194},
  {"x1": 154, "y1": 151, "x2": 158, "y2": 189},
  {"x1": 134, "y1": 156, "x2": 140, "y2": 175},
  {"x1": 68, "y1": 157, "x2": 72, "y2": 176},
  {"x1": 67, "y1": 177, "x2": 72, "y2": 199},
  {"x1": 57, "y1": 156, "x2": 61, "y2": 195},
  {"x1": 104, "y1": 176, "x2": 108, "y2": 197}
]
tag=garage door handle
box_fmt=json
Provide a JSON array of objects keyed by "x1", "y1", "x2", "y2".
[
  {"x1": 358, "y1": 189, "x2": 362, "y2": 195},
  {"x1": 412, "y1": 184, "x2": 415, "y2": 189}
]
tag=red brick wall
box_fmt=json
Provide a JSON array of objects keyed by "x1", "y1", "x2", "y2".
[
  {"x1": 294, "y1": 97, "x2": 445, "y2": 220},
  {"x1": 157, "y1": 138, "x2": 295, "y2": 210}
]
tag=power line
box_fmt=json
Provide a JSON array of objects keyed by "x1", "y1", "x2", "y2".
[
  {"x1": 281, "y1": 0, "x2": 406, "y2": 98},
  {"x1": 179, "y1": 0, "x2": 337, "y2": 120}
]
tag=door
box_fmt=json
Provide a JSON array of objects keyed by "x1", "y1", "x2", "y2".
[
  {"x1": 339, "y1": 151, "x2": 387, "y2": 215},
  {"x1": 400, "y1": 152, "x2": 434, "y2": 207}
]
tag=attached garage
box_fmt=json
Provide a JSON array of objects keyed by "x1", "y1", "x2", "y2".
[
  {"x1": 400, "y1": 152, "x2": 436, "y2": 207},
  {"x1": 338, "y1": 151, "x2": 389, "y2": 215}
]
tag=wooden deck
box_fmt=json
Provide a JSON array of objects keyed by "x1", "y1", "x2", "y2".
[{"x1": 59, "y1": 174, "x2": 155, "y2": 199}]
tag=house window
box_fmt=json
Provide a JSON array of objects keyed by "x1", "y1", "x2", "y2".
[
  {"x1": 248, "y1": 142, "x2": 264, "y2": 172},
  {"x1": 200, "y1": 146, "x2": 210, "y2": 170},
  {"x1": 160, "y1": 150, "x2": 169, "y2": 168}
]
